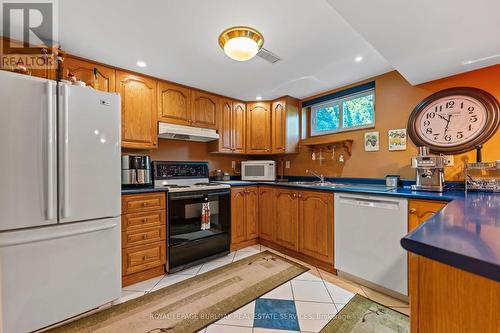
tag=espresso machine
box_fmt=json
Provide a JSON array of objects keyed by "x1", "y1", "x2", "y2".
[
  {"x1": 121, "y1": 155, "x2": 152, "y2": 188},
  {"x1": 411, "y1": 147, "x2": 447, "y2": 192}
]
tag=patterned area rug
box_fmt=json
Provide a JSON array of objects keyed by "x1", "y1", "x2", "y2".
[
  {"x1": 320, "y1": 294, "x2": 409, "y2": 333},
  {"x1": 47, "y1": 251, "x2": 308, "y2": 333}
]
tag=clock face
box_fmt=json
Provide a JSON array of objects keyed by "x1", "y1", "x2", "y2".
[
  {"x1": 407, "y1": 88, "x2": 500, "y2": 154},
  {"x1": 415, "y1": 96, "x2": 487, "y2": 147}
]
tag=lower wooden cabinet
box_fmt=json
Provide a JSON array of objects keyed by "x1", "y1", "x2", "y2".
[
  {"x1": 256, "y1": 186, "x2": 334, "y2": 267},
  {"x1": 274, "y1": 188, "x2": 299, "y2": 251},
  {"x1": 231, "y1": 186, "x2": 258, "y2": 249},
  {"x1": 121, "y1": 192, "x2": 167, "y2": 287},
  {"x1": 408, "y1": 199, "x2": 447, "y2": 231},
  {"x1": 409, "y1": 255, "x2": 500, "y2": 333},
  {"x1": 258, "y1": 186, "x2": 276, "y2": 242},
  {"x1": 298, "y1": 191, "x2": 334, "y2": 264}
]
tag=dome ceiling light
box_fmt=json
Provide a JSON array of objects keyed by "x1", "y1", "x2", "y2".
[{"x1": 218, "y1": 26, "x2": 264, "y2": 62}]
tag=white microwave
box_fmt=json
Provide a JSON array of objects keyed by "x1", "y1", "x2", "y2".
[{"x1": 241, "y1": 160, "x2": 276, "y2": 181}]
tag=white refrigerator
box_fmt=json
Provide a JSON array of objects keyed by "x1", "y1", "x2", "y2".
[{"x1": 0, "y1": 70, "x2": 121, "y2": 333}]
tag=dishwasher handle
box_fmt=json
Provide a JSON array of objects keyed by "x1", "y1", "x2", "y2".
[{"x1": 337, "y1": 195, "x2": 402, "y2": 210}]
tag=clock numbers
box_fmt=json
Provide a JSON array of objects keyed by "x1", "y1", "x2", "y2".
[{"x1": 416, "y1": 96, "x2": 487, "y2": 147}]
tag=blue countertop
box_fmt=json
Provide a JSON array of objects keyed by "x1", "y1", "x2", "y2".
[
  {"x1": 121, "y1": 187, "x2": 168, "y2": 194},
  {"x1": 219, "y1": 180, "x2": 500, "y2": 282},
  {"x1": 123, "y1": 179, "x2": 499, "y2": 282},
  {"x1": 401, "y1": 192, "x2": 500, "y2": 282}
]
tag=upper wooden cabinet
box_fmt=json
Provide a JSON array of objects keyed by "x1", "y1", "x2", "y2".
[
  {"x1": 232, "y1": 102, "x2": 246, "y2": 153},
  {"x1": 63, "y1": 56, "x2": 115, "y2": 93},
  {"x1": 246, "y1": 102, "x2": 272, "y2": 153},
  {"x1": 0, "y1": 37, "x2": 58, "y2": 80},
  {"x1": 116, "y1": 70, "x2": 158, "y2": 149},
  {"x1": 191, "y1": 90, "x2": 218, "y2": 129},
  {"x1": 271, "y1": 97, "x2": 300, "y2": 154},
  {"x1": 215, "y1": 99, "x2": 246, "y2": 153},
  {"x1": 408, "y1": 199, "x2": 447, "y2": 231},
  {"x1": 157, "y1": 81, "x2": 191, "y2": 126}
]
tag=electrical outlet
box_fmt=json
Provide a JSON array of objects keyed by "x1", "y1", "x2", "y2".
[
  {"x1": 444, "y1": 155, "x2": 454, "y2": 166},
  {"x1": 285, "y1": 161, "x2": 291, "y2": 169},
  {"x1": 231, "y1": 161, "x2": 236, "y2": 169}
]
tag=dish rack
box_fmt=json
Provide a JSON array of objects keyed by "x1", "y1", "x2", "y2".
[{"x1": 465, "y1": 161, "x2": 500, "y2": 192}]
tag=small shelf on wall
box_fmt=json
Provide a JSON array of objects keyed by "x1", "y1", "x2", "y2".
[{"x1": 301, "y1": 138, "x2": 354, "y2": 156}]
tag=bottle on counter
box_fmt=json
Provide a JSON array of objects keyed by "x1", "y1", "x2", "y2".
[{"x1": 201, "y1": 196, "x2": 211, "y2": 230}]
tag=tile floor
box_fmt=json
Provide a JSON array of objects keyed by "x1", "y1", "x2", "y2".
[{"x1": 119, "y1": 244, "x2": 409, "y2": 332}]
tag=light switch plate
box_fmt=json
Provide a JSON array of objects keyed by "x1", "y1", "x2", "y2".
[
  {"x1": 231, "y1": 161, "x2": 236, "y2": 169},
  {"x1": 443, "y1": 155, "x2": 454, "y2": 166},
  {"x1": 285, "y1": 161, "x2": 290, "y2": 169}
]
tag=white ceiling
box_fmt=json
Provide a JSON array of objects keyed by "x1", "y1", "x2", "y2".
[
  {"x1": 59, "y1": 0, "x2": 500, "y2": 101},
  {"x1": 58, "y1": 0, "x2": 392, "y2": 101},
  {"x1": 327, "y1": 0, "x2": 500, "y2": 85}
]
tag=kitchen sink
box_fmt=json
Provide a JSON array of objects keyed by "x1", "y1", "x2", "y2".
[{"x1": 286, "y1": 181, "x2": 345, "y2": 187}]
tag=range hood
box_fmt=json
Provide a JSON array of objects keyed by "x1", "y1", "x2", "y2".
[{"x1": 158, "y1": 122, "x2": 219, "y2": 142}]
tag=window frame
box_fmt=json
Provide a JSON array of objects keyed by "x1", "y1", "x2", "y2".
[{"x1": 310, "y1": 89, "x2": 375, "y2": 137}]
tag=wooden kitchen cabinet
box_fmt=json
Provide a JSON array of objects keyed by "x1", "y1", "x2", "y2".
[
  {"x1": 216, "y1": 99, "x2": 246, "y2": 153},
  {"x1": 121, "y1": 192, "x2": 167, "y2": 287},
  {"x1": 259, "y1": 187, "x2": 334, "y2": 267},
  {"x1": 274, "y1": 188, "x2": 299, "y2": 251},
  {"x1": 408, "y1": 199, "x2": 447, "y2": 231},
  {"x1": 408, "y1": 199, "x2": 447, "y2": 330},
  {"x1": 191, "y1": 90, "x2": 218, "y2": 129},
  {"x1": 298, "y1": 191, "x2": 334, "y2": 264},
  {"x1": 231, "y1": 186, "x2": 259, "y2": 250},
  {"x1": 246, "y1": 102, "x2": 272, "y2": 153},
  {"x1": 62, "y1": 56, "x2": 116, "y2": 92},
  {"x1": 157, "y1": 80, "x2": 191, "y2": 125},
  {"x1": 116, "y1": 70, "x2": 158, "y2": 149},
  {"x1": 258, "y1": 186, "x2": 276, "y2": 242},
  {"x1": 271, "y1": 97, "x2": 300, "y2": 154},
  {"x1": 409, "y1": 255, "x2": 500, "y2": 333}
]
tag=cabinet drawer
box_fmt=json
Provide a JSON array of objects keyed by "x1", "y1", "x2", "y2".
[
  {"x1": 122, "y1": 242, "x2": 166, "y2": 276},
  {"x1": 122, "y1": 210, "x2": 165, "y2": 231},
  {"x1": 122, "y1": 226, "x2": 166, "y2": 248},
  {"x1": 122, "y1": 193, "x2": 166, "y2": 213}
]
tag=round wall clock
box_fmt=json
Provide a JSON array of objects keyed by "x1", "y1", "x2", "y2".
[{"x1": 407, "y1": 87, "x2": 500, "y2": 154}]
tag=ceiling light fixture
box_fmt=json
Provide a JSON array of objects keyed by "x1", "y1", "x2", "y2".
[
  {"x1": 256, "y1": 96, "x2": 262, "y2": 101},
  {"x1": 136, "y1": 61, "x2": 147, "y2": 68},
  {"x1": 218, "y1": 26, "x2": 264, "y2": 62},
  {"x1": 354, "y1": 56, "x2": 363, "y2": 63}
]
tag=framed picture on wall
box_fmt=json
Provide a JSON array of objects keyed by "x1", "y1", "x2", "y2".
[
  {"x1": 388, "y1": 128, "x2": 407, "y2": 151},
  {"x1": 364, "y1": 131, "x2": 379, "y2": 151}
]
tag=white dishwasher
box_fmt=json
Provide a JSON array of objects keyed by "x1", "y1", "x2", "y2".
[{"x1": 334, "y1": 193, "x2": 408, "y2": 296}]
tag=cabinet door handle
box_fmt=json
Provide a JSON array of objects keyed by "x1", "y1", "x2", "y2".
[
  {"x1": 298, "y1": 194, "x2": 302, "y2": 198},
  {"x1": 409, "y1": 208, "x2": 417, "y2": 214}
]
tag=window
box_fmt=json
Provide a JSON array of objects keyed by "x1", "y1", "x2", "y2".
[{"x1": 311, "y1": 89, "x2": 375, "y2": 136}]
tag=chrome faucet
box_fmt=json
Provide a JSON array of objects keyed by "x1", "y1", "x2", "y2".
[{"x1": 306, "y1": 169, "x2": 324, "y2": 182}]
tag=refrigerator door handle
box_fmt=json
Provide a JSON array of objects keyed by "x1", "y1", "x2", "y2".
[
  {"x1": 60, "y1": 84, "x2": 70, "y2": 219},
  {"x1": 46, "y1": 82, "x2": 55, "y2": 221},
  {"x1": 0, "y1": 222, "x2": 118, "y2": 247}
]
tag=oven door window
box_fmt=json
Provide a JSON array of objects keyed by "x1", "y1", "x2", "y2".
[{"x1": 168, "y1": 192, "x2": 230, "y2": 246}]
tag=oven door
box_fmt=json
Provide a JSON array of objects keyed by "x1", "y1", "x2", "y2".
[{"x1": 167, "y1": 189, "x2": 230, "y2": 270}]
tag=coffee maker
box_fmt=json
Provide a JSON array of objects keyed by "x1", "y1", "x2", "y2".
[
  {"x1": 411, "y1": 147, "x2": 447, "y2": 192},
  {"x1": 121, "y1": 155, "x2": 152, "y2": 188}
]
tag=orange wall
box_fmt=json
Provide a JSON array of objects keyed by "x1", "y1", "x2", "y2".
[{"x1": 282, "y1": 65, "x2": 500, "y2": 180}]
